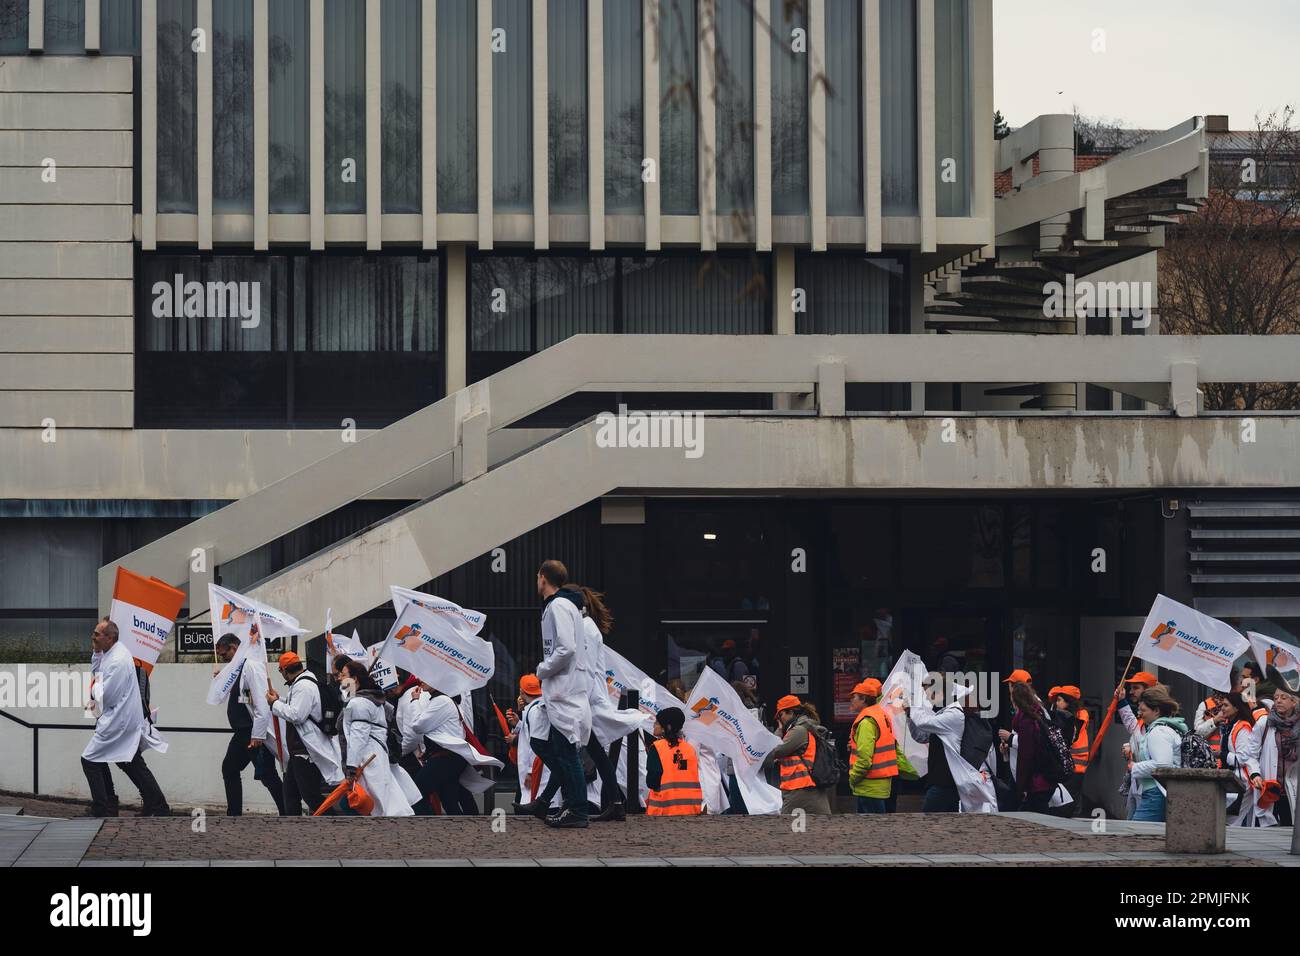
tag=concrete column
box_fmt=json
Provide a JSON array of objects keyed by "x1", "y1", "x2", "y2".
[
  {"x1": 587, "y1": 0, "x2": 604, "y2": 249},
  {"x1": 642, "y1": 0, "x2": 661, "y2": 250},
  {"x1": 1034, "y1": 113, "x2": 1077, "y2": 411},
  {"x1": 310, "y1": 0, "x2": 325, "y2": 249},
  {"x1": 444, "y1": 244, "x2": 468, "y2": 393},
  {"x1": 422, "y1": 0, "x2": 437, "y2": 248},
  {"x1": 197, "y1": 0, "x2": 213, "y2": 249},
  {"x1": 916, "y1": 0, "x2": 936, "y2": 254},
  {"x1": 365, "y1": 0, "x2": 381, "y2": 249},
  {"x1": 476, "y1": 0, "x2": 493, "y2": 249},
  {"x1": 532, "y1": 0, "x2": 548, "y2": 249},
  {"x1": 142, "y1": 0, "x2": 158, "y2": 249},
  {"x1": 808, "y1": 0, "x2": 826, "y2": 251},
  {"x1": 909, "y1": 255, "x2": 925, "y2": 412},
  {"x1": 773, "y1": 245, "x2": 798, "y2": 410},
  {"x1": 28, "y1": 0, "x2": 44, "y2": 51},
  {"x1": 85, "y1": 0, "x2": 100, "y2": 52},
  {"x1": 752, "y1": 0, "x2": 771, "y2": 251},
  {"x1": 253, "y1": 0, "x2": 269, "y2": 249},
  {"x1": 698, "y1": 0, "x2": 716, "y2": 251},
  {"x1": 863, "y1": 0, "x2": 881, "y2": 252}
]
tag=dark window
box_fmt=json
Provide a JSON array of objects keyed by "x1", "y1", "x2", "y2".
[
  {"x1": 44, "y1": 0, "x2": 84, "y2": 53},
  {"x1": 213, "y1": 0, "x2": 254, "y2": 213},
  {"x1": 381, "y1": 0, "x2": 422, "y2": 213},
  {"x1": 324, "y1": 0, "x2": 366, "y2": 213},
  {"x1": 136, "y1": 253, "x2": 441, "y2": 428},
  {"x1": 659, "y1": 0, "x2": 697, "y2": 215},
  {"x1": 547, "y1": 0, "x2": 587, "y2": 213},
  {"x1": 157, "y1": 0, "x2": 197, "y2": 213},
  {"x1": 770, "y1": 0, "x2": 808, "y2": 215},
  {"x1": 0, "y1": 0, "x2": 28, "y2": 54},
  {"x1": 269, "y1": 0, "x2": 310, "y2": 213}
]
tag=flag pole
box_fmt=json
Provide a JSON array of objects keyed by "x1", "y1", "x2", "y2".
[
  {"x1": 1086, "y1": 643, "x2": 1140, "y2": 765},
  {"x1": 312, "y1": 754, "x2": 376, "y2": 816}
]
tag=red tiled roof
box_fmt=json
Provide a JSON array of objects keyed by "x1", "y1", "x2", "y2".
[{"x1": 994, "y1": 153, "x2": 1112, "y2": 198}]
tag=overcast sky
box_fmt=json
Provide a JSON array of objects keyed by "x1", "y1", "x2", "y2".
[{"x1": 993, "y1": 0, "x2": 1300, "y2": 130}]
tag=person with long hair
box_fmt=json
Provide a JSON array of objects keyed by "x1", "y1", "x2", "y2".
[
  {"x1": 761, "y1": 695, "x2": 833, "y2": 815},
  {"x1": 534, "y1": 560, "x2": 592, "y2": 828},
  {"x1": 1120, "y1": 684, "x2": 1186, "y2": 822},
  {"x1": 1009, "y1": 681, "x2": 1056, "y2": 813},
  {"x1": 337, "y1": 658, "x2": 416, "y2": 816},
  {"x1": 1236, "y1": 671, "x2": 1300, "y2": 827}
]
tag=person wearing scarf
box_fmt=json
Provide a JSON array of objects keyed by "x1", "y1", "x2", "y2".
[{"x1": 1240, "y1": 673, "x2": 1300, "y2": 827}]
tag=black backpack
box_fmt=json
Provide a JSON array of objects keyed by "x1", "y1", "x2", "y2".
[
  {"x1": 1034, "y1": 709, "x2": 1075, "y2": 783},
  {"x1": 1178, "y1": 727, "x2": 1216, "y2": 770},
  {"x1": 808, "y1": 726, "x2": 845, "y2": 787},
  {"x1": 297, "y1": 671, "x2": 342, "y2": 736}
]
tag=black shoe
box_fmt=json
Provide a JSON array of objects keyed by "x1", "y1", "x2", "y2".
[
  {"x1": 593, "y1": 801, "x2": 626, "y2": 822},
  {"x1": 543, "y1": 809, "x2": 589, "y2": 829},
  {"x1": 84, "y1": 807, "x2": 118, "y2": 818},
  {"x1": 512, "y1": 799, "x2": 550, "y2": 820},
  {"x1": 141, "y1": 806, "x2": 174, "y2": 817}
]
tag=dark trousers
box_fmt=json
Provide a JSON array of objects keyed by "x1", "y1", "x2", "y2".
[
  {"x1": 412, "y1": 751, "x2": 478, "y2": 815},
  {"x1": 81, "y1": 752, "x2": 169, "y2": 816},
  {"x1": 545, "y1": 728, "x2": 590, "y2": 819},
  {"x1": 921, "y1": 783, "x2": 960, "y2": 813},
  {"x1": 538, "y1": 733, "x2": 620, "y2": 809},
  {"x1": 282, "y1": 754, "x2": 329, "y2": 816},
  {"x1": 222, "y1": 730, "x2": 285, "y2": 816},
  {"x1": 1021, "y1": 789, "x2": 1053, "y2": 813}
]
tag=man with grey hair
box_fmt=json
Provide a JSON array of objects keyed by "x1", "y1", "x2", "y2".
[{"x1": 81, "y1": 617, "x2": 172, "y2": 817}]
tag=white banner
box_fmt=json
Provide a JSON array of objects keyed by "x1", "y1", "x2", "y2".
[
  {"x1": 878, "y1": 649, "x2": 929, "y2": 777},
  {"x1": 374, "y1": 599, "x2": 494, "y2": 698},
  {"x1": 1136, "y1": 594, "x2": 1249, "y2": 692},
  {"x1": 682, "y1": 666, "x2": 783, "y2": 815},
  {"x1": 603, "y1": 645, "x2": 680, "y2": 719},
  {"x1": 366, "y1": 639, "x2": 399, "y2": 691},
  {"x1": 206, "y1": 584, "x2": 307, "y2": 705},
  {"x1": 390, "y1": 586, "x2": 486, "y2": 634},
  {"x1": 1247, "y1": 631, "x2": 1300, "y2": 677}
]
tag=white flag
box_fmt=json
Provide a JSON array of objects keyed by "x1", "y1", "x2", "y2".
[
  {"x1": 206, "y1": 584, "x2": 307, "y2": 705},
  {"x1": 390, "y1": 586, "x2": 486, "y2": 634},
  {"x1": 375, "y1": 599, "x2": 494, "y2": 698},
  {"x1": 1135, "y1": 594, "x2": 1249, "y2": 692},
  {"x1": 878, "y1": 649, "x2": 930, "y2": 777},
  {"x1": 682, "y1": 666, "x2": 783, "y2": 815},
  {"x1": 603, "y1": 645, "x2": 679, "y2": 719},
  {"x1": 1247, "y1": 631, "x2": 1300, "y2": 677},
  {"x1": 366, "y1": 638, "x2": 399, "y2": 691}
]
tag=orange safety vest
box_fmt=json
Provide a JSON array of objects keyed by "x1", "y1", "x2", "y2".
[
  {"x1": 1228, "y1": 719, "x2": 1254, "y2": 786},
  {"x1": 1251, "y1": 706, "x2": 1269, "y2": 723},
  {"x1": 646, "y1": 738, "x2": 703, "y2": 816},
  {"x1": 848, "y1": 704, "x2": 899, "y2": 779},
  {"x1": 778, "y1": 729, "x2": 818, "y2": 791},
  {"x1": 1201, "y1": 698, "x2": 1222, "y2": 750},
  {"x1": 1071, "y1": 709, "x2": 1090, "y2": 773}
]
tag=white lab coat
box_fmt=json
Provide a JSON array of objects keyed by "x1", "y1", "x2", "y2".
[
  {"x1": 403, "y1": 693, "x2": 503, "y2": 794},
  {"x1": 907, "y1": 703, "x2": 998, "y2": 813},
  {"x1": 271, "y1": 671, "x2": 343, "y2": 786},
  {"x1": 515, "y1": 698, "x2": 561, "y2": 807},
  {"x1": 537, "y1": 593, "x2": 591, "y2": 746},
  {"x1": 582, "y1": 617, "x2": 651, "y2": 747},
  {"x1": 342, "y1": 693, "x2": 414, "y2": 816},
  {"x1": 234, "y1": 659, "x2": 274, "y2": 743},
  {"x1": 1233, "y1": 716, "x2": 1300, "y2": 828},
  {"x1": 83, "y1": 641, "x2": 166, "y2": 763},
  {"x1": 696, "y1": 742, "x2": 730, "y2": 814}
]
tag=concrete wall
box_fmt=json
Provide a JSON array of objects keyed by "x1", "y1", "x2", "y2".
[
  {"x1": 0, "y1": 56, "x2": 135, "y2": 429},
  {"x1": 0, "y1": 663, "x2": 286, "y2": 811}
]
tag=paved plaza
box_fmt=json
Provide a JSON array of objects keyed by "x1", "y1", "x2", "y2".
[{"x1": 1, "y1": 797, "x2": 1295, "y2": 867}]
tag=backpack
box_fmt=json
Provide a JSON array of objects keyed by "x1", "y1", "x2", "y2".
[
  {"x1": 808, "y1": 726, "x2": 845, "y2": 788},
  {"x1": 1178, "y1": 728, "x2": 1216, "y2": 770},
  {"x1": 297, "y1": 671, "x2": 342, "y2": 736},
  {"x1": 1033, "y1": 710, "x2": 1075, "y2": 784}
]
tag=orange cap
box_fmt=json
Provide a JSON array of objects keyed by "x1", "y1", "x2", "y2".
[
  {"x1": 775, "y1": 694, "x2": 802, "y2": 712},
  {"x1": 721, "y1": 639, "x2": 737, "y2": 650},
  {"x1": 1003, "y1": 669, "x2": 1032, "y2": 684},
  {"x1": 1058, "y1": 685, "x2": 1082, "y2": 700},
  {"x1": 278, "y1": 651, "x2": 302, "y2": 669},
  {"x1": 1047, "y1": 686, "x2": 1062, "y2": 699},
  {"x1": 1128, "y1": 671, "x2": 1158, "y2": 687},
  {"x1": 851, "y1": 679, "x2": 882, "y2": 698},
  {"x1": 519, "y1": 674, "x2": 542, "y2": 696}
]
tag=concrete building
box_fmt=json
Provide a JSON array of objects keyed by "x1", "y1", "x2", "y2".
[{"x1": 1, "y1": 0, "x2": 1298, "y2": 812}]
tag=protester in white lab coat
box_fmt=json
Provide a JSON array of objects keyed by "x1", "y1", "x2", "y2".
[
  {"x1": 510, "y1": 674, "x2": 563, "y2": 815},
  {"x1": 535, "y1": 559, "x2": 593, "y2": 828},
  {"x1": 214, "y1": 633, "x2": 284, "y2": 815},
  {"x1": 80, "y1": 618, "x2": 172, "y2": 817},
  {"x1": 1234, "y1": 676, "x2": 1300, "y2": 828},
  {"x1": 905, "y1": 683, "x2": 997, "y2": 814},
  {"x1": 335, "y1": 659, "x2": 415, "y2": 816},
  {"x1": 268, "y1": 652, "x2": 343, "y2": 815},
  {"x1": 401, "y1": 682, "x2": 502, "y2": 814}
]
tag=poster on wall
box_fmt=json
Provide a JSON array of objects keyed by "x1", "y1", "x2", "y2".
[{"x1": 832, "y1": 646, "x2": 863, "y2": 722}]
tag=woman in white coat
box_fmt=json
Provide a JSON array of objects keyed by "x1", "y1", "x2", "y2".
[
  {"x1": 402, "y1": 683, "x2": 503, "y2": 814},
  {"x1": 1232, "y1": 678, "x2": 1299, "y2": 827},
  {"x1": 337, "y1": 660, "x2": 415, "y2": 817},
  {"x1": 905, "y1": 683, "x2": 998, "y2": 814}
]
